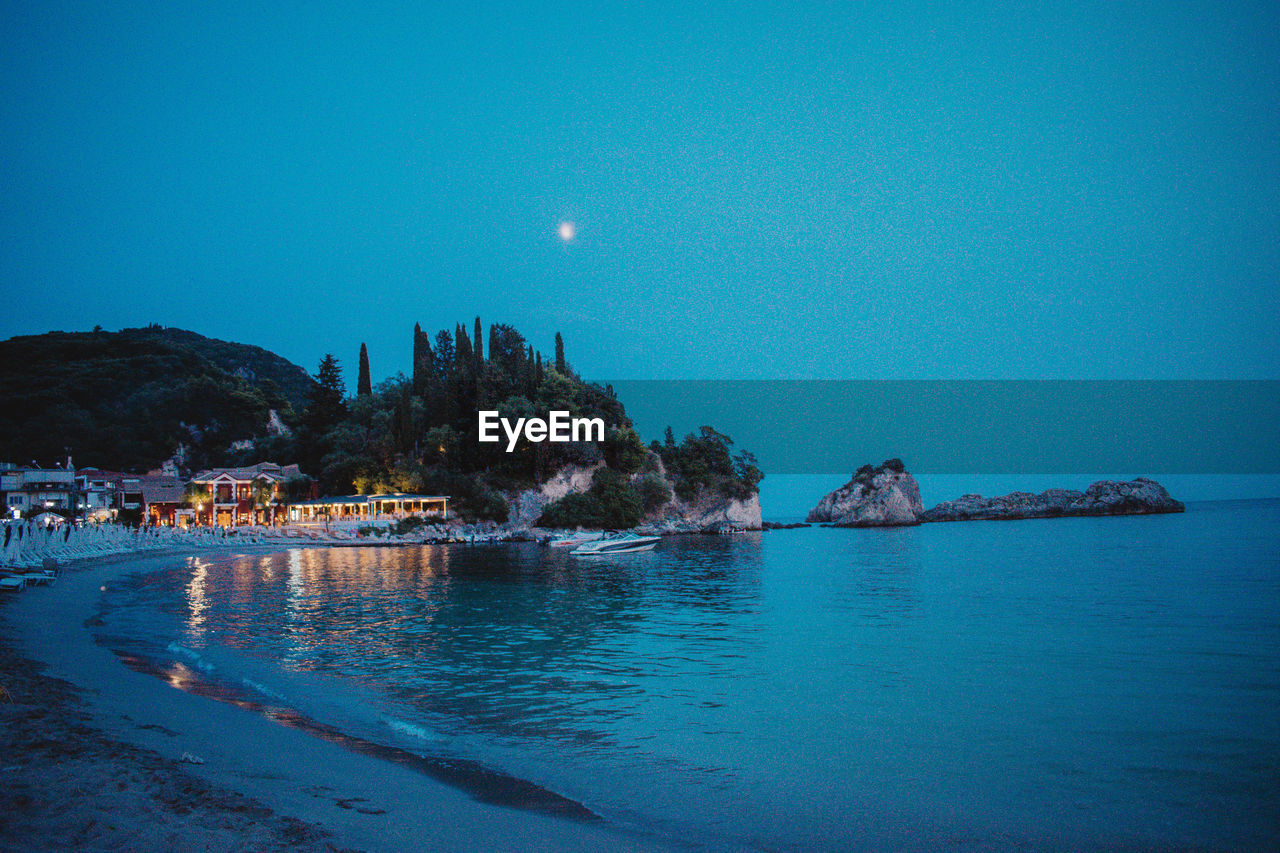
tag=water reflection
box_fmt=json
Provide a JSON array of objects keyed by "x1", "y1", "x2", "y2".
[
  {"x1": 183, "y1": 556, "x2": 209, "y2": 643},
  {"x1": 172, "y1": 539, "x2": 765, "y2": 754}
]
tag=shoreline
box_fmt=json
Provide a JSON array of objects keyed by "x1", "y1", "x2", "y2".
[{"x1": 1, "y1": 546, "x2": 671, "y2": 852}]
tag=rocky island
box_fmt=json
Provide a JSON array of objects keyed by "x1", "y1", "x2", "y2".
[
  {"x1": 805, "y1": 459, "x2": 923, "y2": 526},
  {"x1": 807, "y1": 461, "x2": 1184, "y2": 527},
  {"x1": 921, "y1": 478, "x2": 1185, "y2": 522}
]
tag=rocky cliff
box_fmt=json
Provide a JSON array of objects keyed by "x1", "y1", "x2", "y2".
[
  {"x1": 505, "y1": 463, "x2": 604, "y2": 527},
  {"x1": 805, "y1": 460, "x2": 924, "y2": 527},
  {"x1": 641, "y1": 492, "x2": 763, "y2": 534},
  {"x1": 921, "y1": 478, "x2": 1185, "y2": 522},
  {"x1": 507, "y1": 458, "x2": 762, "y2": 533}
]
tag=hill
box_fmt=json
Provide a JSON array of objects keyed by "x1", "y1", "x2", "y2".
[
  {"x1": 0, "y1": 326, "x2": 315, "y2": 472},
  {"x1": 305, "y1": 318, "x2": 762, "y2": 525}
]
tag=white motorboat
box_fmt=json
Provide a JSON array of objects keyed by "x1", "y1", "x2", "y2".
[
  {"x1": 546, "y1": 532, "x2": 602, "y2": 548},
  {"x1": 569, "y1": 531, "x2": 660, "y2": 556}
]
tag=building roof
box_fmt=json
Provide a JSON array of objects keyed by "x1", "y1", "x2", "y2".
[
  {"x1": 140, "y1": 476, "x2": 185, "y2": 504},
  {"x1": 292, "y1": 494, "x2": 449, "y2": 506},
  {"x1": 190, "y1": 461, "x2": 304, "y2": 483}
]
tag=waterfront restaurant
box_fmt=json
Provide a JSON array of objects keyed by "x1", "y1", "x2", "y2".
[{"x1": 288, "y1": 493, "x2": 449, "y2": 524}]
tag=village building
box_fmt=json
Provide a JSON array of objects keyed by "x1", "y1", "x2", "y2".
[
  {"x1": 188, "y1": 461, "x2": 310, "y2": 527},
  {"x1": 288, "y1": 494, "x2": 449, "y2": 524},
  {"x1": 3, "y1": 463, "x2": 78, "y2": 520},
  {"x1": 75, "y1": 468, "x2": 124, "y2": 521},
  {"x1": 141, "y1": 475, "x2": 186, "y2": 526}
]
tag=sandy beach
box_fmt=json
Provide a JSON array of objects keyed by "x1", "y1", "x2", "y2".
[{"x1": 0, "y1": 548, "x2": 669, "y2": 852}]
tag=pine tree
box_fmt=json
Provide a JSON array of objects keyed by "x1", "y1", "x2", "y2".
[
  {"x1": 305, "y1": 354, "x2": 347, "y2": 433},
  {"x1": 357, "y1": 343, "x2": 372, "y2": 397},
  {"x1": 554, "y1": 332, "x2": 566, "y2": 374}
]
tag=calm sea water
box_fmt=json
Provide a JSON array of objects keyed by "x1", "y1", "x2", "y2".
[{"x1": 96, "y1": 499, "x2": 1280, "y2": 851}]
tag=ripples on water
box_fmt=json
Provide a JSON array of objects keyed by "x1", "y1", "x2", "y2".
[{"x1": 96, "y1": 500, "x2": 1280, "y2": 850}]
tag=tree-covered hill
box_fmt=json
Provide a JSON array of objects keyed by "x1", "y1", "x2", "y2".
[
  {"x1": 302, "y1": 319, "x2": 762, "y2": 524},
  {"x1": 0, "y1": 325, "x2": 315, "y2": 472}
]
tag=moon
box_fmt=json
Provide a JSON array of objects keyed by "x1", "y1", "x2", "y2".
[{"x1": 558, "y1": 221, "x2": 576, "y2": 242}]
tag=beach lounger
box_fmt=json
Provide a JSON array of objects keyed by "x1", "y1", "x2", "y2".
[{"x1": 0, "y1": 577, "x2": 25, "y2": 592}]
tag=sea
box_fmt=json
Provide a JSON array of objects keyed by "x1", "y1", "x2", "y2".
[{"x1": 92, "y1": 476, "x2": 1280, "y2": 851}]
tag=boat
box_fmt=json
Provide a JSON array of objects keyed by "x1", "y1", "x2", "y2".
[
  {"x1": 546, "y1": 531, "x2": 602, "y2": 548},
  {"x1": 569, "y1": 531, "x2": 660, "y2": 556}
]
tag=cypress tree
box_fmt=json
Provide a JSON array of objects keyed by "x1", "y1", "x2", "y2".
[
  {"x1": 357, "y1": 343, "x2": 372, "y2": 397},
  {"x1": 535, "y1": 351, "x2": 544, "y2": 387},
  {"x1": 433, "y1": 329, "x2": 454, "y2": 380},
  {"x1": 450, "y1": 322, "x2": 471, "y2": 384},
  {"x1": 455, "y1": 323, "x2": 472, "y2": 372},
  {"x1": 525, "y1": 344, "x2": 536, "y2": 396},
  {"x1": 412, "y1": 323, "x2": 434, "y2": 395},
  {"x1": 554, "y1": 332, "x2": 566, "y2": 374},
  {"x1": 473, "y1": 317, "x2": 484, "y2": 370}
]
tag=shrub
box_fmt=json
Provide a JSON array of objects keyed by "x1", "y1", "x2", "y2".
[
  {"x1": 537, "y1": 468, "x2": 642, "y2": 529},
  {"x1": 390, "y1": 515, "x2": 427, "y2": 536},
  {"x1": 637, "y1": 472, "x2": 672, "y2": 513}
]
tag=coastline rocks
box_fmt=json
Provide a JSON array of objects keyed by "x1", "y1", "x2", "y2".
[
  {"x1": 643, "y1": 492, "x2": 763, "y2": 534},
  {"x1": 921, "y1": 478, "x2": 1185, "y2": 522},
  {"x1": 805, "y1": 460, "x2": 924, "y2": 527},
  {"x1": 504, "y1": 457, "x2": 763, "y2": 535}
]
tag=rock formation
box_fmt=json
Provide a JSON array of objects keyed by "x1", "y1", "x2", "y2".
[
  {"x1": 508, "y1": 457, "x2": 763, "y2": 533},
  {"x1": 506, "y1": 463, "x2": 603, "y2": 527},
  {"x1": 642, "y1": 492, "x2": 762, "y2": 534},
  {"x1": 920, "y1": 477, "x2": 1185, "y2": 522},
  {"x1": 805, "y1": 460, "x2": 924, "y2": 527}
]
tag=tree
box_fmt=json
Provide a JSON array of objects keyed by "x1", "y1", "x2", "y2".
[
  {"x1": 432, "y1": 329, "x2": 454, "y2": 380},
  {"x1": 554, "y1": 332, "x2": 566, "y2": 374},
  {"x1": 357, "y1": 343, "x2": 372, "y2": 397},
  {"x1": 412, "y1": 324, "x2": 434, "y2": 395},
  {"x1": 455, "y1": 324, "x2": 472, "y2": 375},
  {"x1": 306, "y1": 354, "x2": 347, "y2": 432},
  {"x1": 473, "y1": 317, "x2": 484, "y2": 372}
]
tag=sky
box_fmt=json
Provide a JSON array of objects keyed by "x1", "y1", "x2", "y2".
[{"x1": 2, "y1": 1, "x2": 1277, "y2": 382}]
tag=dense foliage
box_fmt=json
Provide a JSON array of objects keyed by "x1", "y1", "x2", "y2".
[
  {"x1": 307, "y1": 318, "x2": 630, "y2": 520},
  {"x1": 653, "y1": 426, "x2": 764, "y2": 501},
  {"x1": 306, "y1": 318, "x2": 761, "y2": 525},
  {"x1": 537, "y1": 468, "x2": 643, "y2": 529},
  {"x1": 0, "y1": 325, "x2": 314, "y2": 471}
]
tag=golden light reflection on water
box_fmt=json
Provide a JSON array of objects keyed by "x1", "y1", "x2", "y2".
[
  {"x1": 184, "y1": 556, "x2": 209, "y2": 642},
  {"x1": 179, "y1": 544, "x2": 465, "y2": 666}
]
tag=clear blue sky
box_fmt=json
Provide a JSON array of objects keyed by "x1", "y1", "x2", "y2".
[{"x1": 2, "y1": 1, "x2": 1277, "y2": 381}]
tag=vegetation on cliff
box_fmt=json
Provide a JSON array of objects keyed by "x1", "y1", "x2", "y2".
[
  {"x1": 0, "y1": 326, "x2": 313, "y2": 472},
  {"x1": 298, "y1": 319, "x2": 761, "y2": 524}
]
